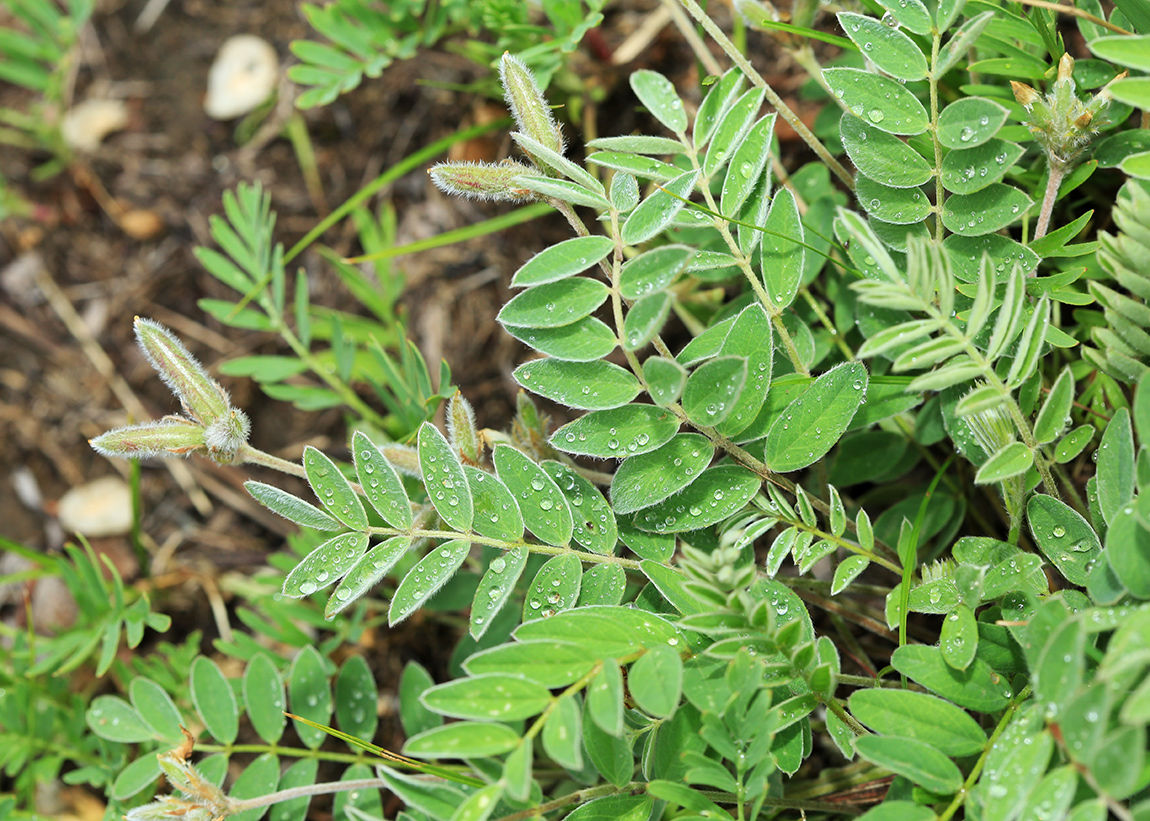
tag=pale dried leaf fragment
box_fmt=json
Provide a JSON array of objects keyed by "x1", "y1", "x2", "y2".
[{"x1": 204, "y1": 35, "x2": 279, "y2": 120}]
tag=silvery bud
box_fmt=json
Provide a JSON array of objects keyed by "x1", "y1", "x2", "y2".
[
  {"x1": 447, "y1": 391, "x2": 481, "y2": 464},
  {"x1": 134, "y1": 317, "x2": 230, "y2": 426},
  {"x1": 499, "y1": 52, "x2": 564, "y2": 159},
  {"x1": 429, "y1": 160, "x2": 536, "y2": 202},
  {"x1": 90, "y1": 417, "x2": 206, "y2": 459}
]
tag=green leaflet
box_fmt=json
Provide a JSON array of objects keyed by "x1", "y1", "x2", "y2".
[
  {"x1": 840, "y1": 115, "x2": 933, "y2": 188},
  {"x1": 419, "y1": 422, "x2": 473, "y2": 532},
  {"x1": 326, "y1": 536, "x2": 410, "y2": 618},
  {"x1": 940, "y1": 139, "x2": 1024, "y2": 195},
  {"x1": 509, "y1": 235, "x2": 614, "y2": 287},
  {"x1": 644, "y1": 356, "x2": 688, "y2": 406},
  {"x1": 619, "y1": 245, "x2": 694, "y2": 300},
  {"x1": 937, "y1": 97, "x2": 1010, "y2": 149},
  {"x1": 681, "y1": 355, "x2": 747, "y2": 427},
  {"x1": 630, "y1": 69, "x2": 688, "y2": 134},
  {"x1": 1026, "y1": 494, "x2": 1101, "y2": 586},
  {"x1": 632, "y1": 464, "x2": 761, "y2": 533},
  {"x1": 1097, "y1": 408, "x2": 1135, "y2": 526},
  {"x1": 544, "y1": 462, "x2": 618, "y2": 555},
  {"x1": 335, "y1": 656, "x2": 378, "y2": 741},
  {"x1": 504, "y1": 317, "x2": 618, "y2": 362},
  {"x1": 245, "y1": 480, "x2": 342, "y2": 531},
  {"x1": 422, "y1": 673, "x2": 552, "y2": 722},
  {"x1": 765, "y1": 362, "x2": 869, "y2": 472},
  {"x1": 229, "y1": 753, "x2": 280, "y2": 821},
  {"x1": 623, "y1": 292, "x2": 673, "y2": 351},
  {"x1": 243, "y1": 654, "x2": 286, "y2": 744},
  {"x1": 849, "y1": 688, "x2": 987, "y2": 756},
  {"x1": 304, "y1": 445, "x2": 368, "y2": 530},
  {"x1": 496, "y1": 278, "x2": 609, "y2": 329},
  {"x1": 838, "y1": 12, "x2": 928, "y2": 81},
  {"x1": 579, "y1": 563, "x2": 626, "y2": 606},
  {"x1": 720, "y1": 113, "x2": 776, "y2": 217},
  {"x1": 465, "y1": 640, "x2": 597, "y2": 687},
  {"x1": 974, "y1": 442, "x2": 1034, "y2": 484},
  {"x1": 542, "y1": 693, "x2": 584, "y2": 770},
  {"x1": 760, "y1": 189, "x2": 806, "y2": 310},
  {"x1": 823, "y1": 67, "x2": 930, "y2": 135},
  {"x1": 703, "y1": 88, "x2": 765, "y2": 178},
  {"x1": 87, "y1": 695, "x2": 154, "y2": 744},
  {"x1": 941, "y1": 183, "x2": 1033, "y2": 237},
  {"x1": 514, "y1": 359, "x2": 641, "y2": 410},
  {"x1": 621, "y1": 170, "x2": 700, "y2": 246},
  {"x1": 470, "y1": 546, "x2": 528, "y2": 639},
  {"x1": 587, "y1": 658, "x2": 625, "y2": 736},
  {"x1": 629, "y1": 645, "x2": 683, "y2": 718},
  {"x1": 191, "y1": 657, "x2": 238, "y2": 745},
  {"x1": 389, "y1": 539, "x2": 471, "y2": 626},
  {"x1": 856, "y1": 176, "x2": 932, "y2": 224},
  {"x1": 891, "y1": 644, "x2": 1013, "y2": 712},
  {"x1": 352, "y1": 430, "x2": 412, "y2": 531},
  {"x1": 853, "y1": 735, "x2": 963, "y2": 795},
  {"x1": 493, "y1": 444, "x2": 573, "y2": 546},
  {"x1": 940, "y1": 604, "x2": 979, "y2": 671},
  {"x1": 515, "y1": 605, "x2": 682, "y2": 657},
  {"x1": 404, "y1": 722, "x2": 521, "y2": 758},
  {"x1": 523, "y1": 553, "x2": 583, "y2": 621},
  {"x1": 283, "y1": 531, "x2": 369, "y2": 598},
  {"x1": 550, "y1": 404, "x2": 681, "y2": 458},
  {"x1": 1106, "y1": 497, "x2": 1150, "y2": 599},
  {"x1": 289, "y1": 646, "x2": 333, "y2": 750},
  {"x1": 465, "y1": 467, "x2": 524, "y2": 542},
  {"x1": 693, "y1": 69, "x2": 745, "y2": 149},
  {"x1": 611, "y1": 433, "x2": 715, "y2": 514}
]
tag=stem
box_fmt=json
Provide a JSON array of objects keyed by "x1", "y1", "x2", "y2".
[
  {"x1": 676, "y1": 0, "x2": 855, "y2": 191},
  {"x1": 929, "y1": 32, "x2": 946, "y2": 242},
  {"x1": 1033, "y1": 164, "x2": 1068, "y2": 245},
  {"x1": 1010, "y1": 0, "x2": 1132, "y2": 34},
  {"x1": 936, "y1": 686, "x2": 1032, "y2": 821},
  {"x1": 228, "y1": 778, "x2": 388, "y2": 813}
]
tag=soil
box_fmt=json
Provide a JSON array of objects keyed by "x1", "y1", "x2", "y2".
[{"x1": 0, "y1": 0, "x2": 825, "y2": 812}]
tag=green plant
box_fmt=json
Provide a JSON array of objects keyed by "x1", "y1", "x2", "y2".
[{"x1": 76, "y1": 3, "x2": 1150, "y2": 821}]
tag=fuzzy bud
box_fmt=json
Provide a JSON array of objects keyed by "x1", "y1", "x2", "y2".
[
  {"x1": 1014, "y1": 56, "x2": 1118, "y2": 171},
  {"x1": 134, "y1": 317, "x2": 231, "y2": 426},
  {"x1": 128, "y1": 729, "x2": 230, "y2": 821},
  {"x1": 429, "y1": 161, "x2": 537, "y2": 202},
  {"x1": 446, "y1": 391, "x2": 481, "y2": 465},
  {"x1": 499, "y1": 53, "x2": 563, "y2": 159},
  {"x1": 1011, "y1": 81, "x2": 1039, "y2": 108},
  {"x1": 89, "y1": 418, "x2": 206, "y2": 459}
]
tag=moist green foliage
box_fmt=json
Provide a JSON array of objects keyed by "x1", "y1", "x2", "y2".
[{"x1": 14, "y1": 1, "x2": 1150, "y2": 820}]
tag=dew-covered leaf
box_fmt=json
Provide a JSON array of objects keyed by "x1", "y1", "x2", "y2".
[
  {"x1": 831, "y1": 555, "x2": 870, "y2": 594},
  {"x1": 876, "y1": 0, "x2": 932, "y2": 34},
  {"x1": 632, "y1": 464, "x2": 760, "y2": 533},
  {"x1": 352, "y1": 431, "x2": 412, "y2": 531},
  {"x1": 542, "y1": 693, "x2": 584, "y2": 769},
  {"x1": 940, "y1": 604, "x2": 979, "y2": 671},
  {"x1": 244, "y1": 481, "x2": 342, "y2": 531},
  {"x1": 191, "y1": 656, "x2": 238, "y2": 744},
  {"x1": 496, "y1": 278, "x2": 609, "y2": 329},
  {"x1": 335, "y1": 655, "x2": 378, "y2": 741},
  {"x1": 623, "y1": 292, "x2": 673, "y2": 351},
  {"x1": 494, "y1": 444, "x2": 573, "y2": 546},
  {"x1": 619, "y1": 245, "x2": 694, "y2": 300},
  {"x1": 942, "y1": 183, "x2": 1032, "y2": 236},
  {"x1": 229, "y1": 752, "x2": 280, "y2": 821},
  {"x1": 704, "y1": 88, "x2": 765, "y2": 178},
  {"x1": 856, "y1": 176, "x2": 931, "y2": 224},
  {"x1": 550, "y1": 405, "x2": 680, "y2": 458},
  {"x1": 110, "y1": 756, "x2": 161, "y2": 802},
  {"x1": 543, "y1": 462, "x2": 618, "y2": 555},
  {"x1": 759, "y1": 189, "x2": 806, "y2": 311},
  {"x1": 720, "y1": 113, "x2": 776, "y2": 217},
  {"x1": 465, "y1": 640, "x2": 597, "y2": 687},
  {"x1": 974, "y1": 442, "x2": 1033, "y2": 484},
  {"x1": 765, "y1": 362, "x2": 868, "y2": 472},
  {"x1": 87, "y1": 695, "x2": 154, "y2": 743},
  {"x1": 944, "y1": 233, "x2": 1039, "y2": 284},
  {"x1": 510, "y1": 235, "x2": 615, "y2": 287},
  {"x1": 681, "y1": 355, "x2": 747, "y2": 427},
  {"x1": 587, "y1": 658, "x2": 625, "y2": 736},
  {"x1": 693, "y1": 69, "x2": 745, "y2": 149},
  {"x1": 630, "y1": 69, "x2": 688, "y2": 134},
  {"x1": 1106, "y1": 500, "x2": 1150, "y2": 599},
  {"x1": 840, "y1": 115, "x2": 933, "y2": 188},
  {"x1": 523, "y1": 553, "x2": 582, "y2": 621},
  {"x1": 419, "y1": 422, "x2": 472, "y2": 532},
  {"x1": 578, "y1": 563, "x2": 626, "y2": 606},
  {"x1": 465, "y1": 467, "x2": 524, "y2": 542},
  {"x1": 304, "y1": 446, "x2": 367, "y2": 530},
  {"x1": 1027, "y1": 494, "x2": 1100, "y2": 586},
  {"x1": 611, "y1": 433, "x2": 714, "y2": 514},
  {"x1": 504, "y1": 317, "x2": 617, "y2": 362},
  {"x1": 515, "y1": 605, "x2": 682, "y2": 657},
  {"x1": 937, "y1": 97, "x2": 1009, "y2": 149},
  {"x1": 1097, "y1": 407, "x2": 1135, "y2": 526},
  {"x1": 470, "y1": 546, "x2": 528, "y2": 639},
  {"x1": 823, "y1": 67, "x2": 929, "y2": 135},
  {"x1": 389, "y1": 539, "x2": 471, "y2": 626},
  {"x1": 940, "y1": 139, "x2": 1025, "y2": 195},
  {"x1": 284, "y1": 531, "x2": 369, "y2": 598},
  {"x1": 514, "y1": 174, "x2": 611, "y2": 209},
  {"x1": 1033, "y1": 367, "x2": 1074, "y2": 445},
  {"x1": 514, "y1": 359, "x2": 641, "y2": 410},
  {"x1": 326, "y1": 536, "x2": 410, "y2": 619},
  {"x1": 838, "y1": 12, "x2": 929, "y2": 80}
]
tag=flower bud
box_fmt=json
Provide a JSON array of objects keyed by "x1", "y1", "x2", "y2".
[
  {"x1": 429, "y1": 160, "x2": 536, "y2": 202},
  {"x1": 499, "y1": 52, "x2": 563, "y2": 158},
  {"x1": 204, "y1": 409, "x2": 252, "y2": 464},
  {"x1": 134, "y1": 317, "x2": 230, "y2": 426},
  {"x1": 447, "y1": 391, "x2": 481, "y2": 464},
  {"x1": 89, "y1": 418, "x2": 206, "y2": 459},
  {"x1": 1011, "y1": 81, "x2": 1039, "y2": 108}
]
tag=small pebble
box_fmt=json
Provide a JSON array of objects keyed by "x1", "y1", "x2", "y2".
[
  {"x1": 204, "y1": 35, "x2": 279, "y2": 120},
  {"x1": 61, "y1": 99, "x2": 129, "y2": 152},
  {"x1": 57, "y1": 476, "x2": 134, "y2": 537}
]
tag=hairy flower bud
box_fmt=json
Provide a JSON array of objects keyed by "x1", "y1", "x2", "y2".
[
  {"x1": 89, "y1": 417, "x2": 206, "y2": 459},
  {"x1": 447, "y1": 391, "x2": 481, "y2": 464},
  {"x1": 1014, "y1": 55, "x2": 1119, "y2": 171},
  {"x1": 135, "y1": 317, "x2": 231, "y2": 426},
  {"x1": 429, "y1": 160, "x2": 536, "y2": 202},
  {"x1": 499, "y1": 52, "x2": 563, "y2": 159}
]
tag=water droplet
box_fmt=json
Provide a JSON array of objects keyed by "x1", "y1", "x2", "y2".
[{"x1": 867, "y1": 108, "x2": 885, "y2": 124}]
